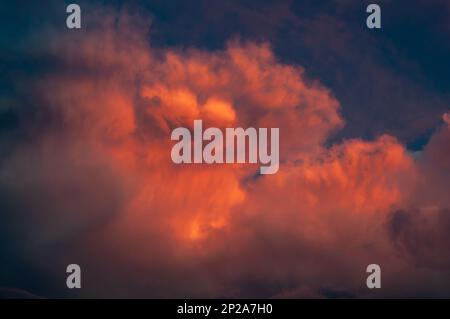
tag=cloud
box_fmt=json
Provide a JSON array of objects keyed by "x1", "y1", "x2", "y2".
[{"x1": 0, "y1": 5, "x2": 449, "y2": 298}]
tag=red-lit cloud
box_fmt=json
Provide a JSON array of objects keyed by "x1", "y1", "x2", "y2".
[{"x1": 1, "y1": 7, "x2": 449, "y2": 298}]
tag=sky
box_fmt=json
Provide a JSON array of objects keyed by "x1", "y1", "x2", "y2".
[{"x1": 0, "y1": 0, "x2": 449, "y2": 298}]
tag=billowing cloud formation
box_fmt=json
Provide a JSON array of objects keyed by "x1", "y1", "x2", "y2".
[{"x1": 0, "y1": 7, "x2": 449, "y2": 298}]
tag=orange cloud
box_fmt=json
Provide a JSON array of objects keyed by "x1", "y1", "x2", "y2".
[{"x1": 2, "y1": 7, "x2": 449, "y2": 298}]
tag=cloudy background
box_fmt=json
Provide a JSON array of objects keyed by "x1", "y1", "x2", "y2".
[{"x1": 0, "y1": 0, "x2": 449, "y2": 298}]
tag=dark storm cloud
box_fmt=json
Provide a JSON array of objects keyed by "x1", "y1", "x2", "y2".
[{"x1": 389, "y1": 208, "x2": 450, "y2": 269}]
